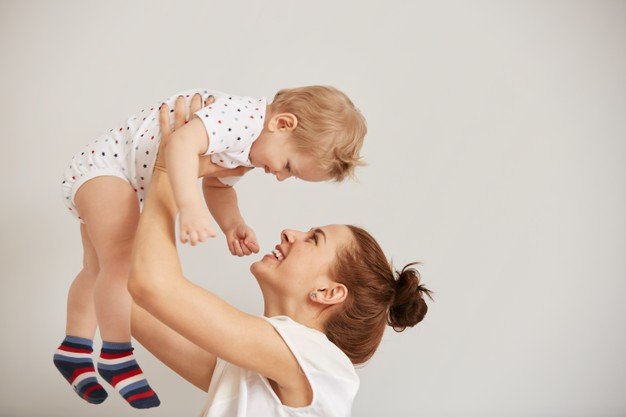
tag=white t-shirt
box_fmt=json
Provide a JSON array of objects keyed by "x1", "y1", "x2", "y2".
[{"x1": 199, "y1": 315, "x2": 360, "y2": 417}]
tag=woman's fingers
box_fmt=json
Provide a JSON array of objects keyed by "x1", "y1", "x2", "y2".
[
  {"x1": 190, "y1": 93, "x2": 202, "y2": 116},
  {"x1": 159, "y1": 104, "x2": 171, "y2": 134},
  {"x1": 157, "y1": 104, "x2": 172, "y2": 155},
  {"x1": 197, "y1": 157, "x2": 254, "y2": 178},
  {"x1": 174, "y1": 95, "x2": 186, "y2": 129},
  {"x1": 204, "y1": 95, "x2": 215, "y2": 107}
]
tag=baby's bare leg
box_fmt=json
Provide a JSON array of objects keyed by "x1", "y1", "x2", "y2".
[
  {"x1": 54, "y1": 222, "x2": 107, "y2": 404},
  {"x1": 74, "y1": 176, "x2": 139, "y2": 343},
  {"x1": 74, "y1": 176, "x2": 160, "y2": 408},
  {"x1": 65, "y1": 224, "x2": 99, "y2": 338}
]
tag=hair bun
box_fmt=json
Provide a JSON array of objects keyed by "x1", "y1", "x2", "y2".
[{"x1": 388, "y1": 262, "x2": 433, "y2": 332}]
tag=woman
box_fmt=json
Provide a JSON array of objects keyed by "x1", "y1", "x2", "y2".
[{"x1": 128, "y1": 95, "x2": 432, "y2": 416}]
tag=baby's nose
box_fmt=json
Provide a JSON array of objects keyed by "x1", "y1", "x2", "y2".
[{"x1": 275, "y1": 172, "x2": 289, "y2": 182}]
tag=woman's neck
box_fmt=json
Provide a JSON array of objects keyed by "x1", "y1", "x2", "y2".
[{"x1": 261, "y1": 291, "x2": 326, "y2": 334}]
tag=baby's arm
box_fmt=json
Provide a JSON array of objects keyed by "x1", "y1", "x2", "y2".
[
  {"x1": 202, "y1": 178, "x2": 259, "y2": 256},
  {"x1": 164, "y1": 99, "x2": 217, "y2": 245}
]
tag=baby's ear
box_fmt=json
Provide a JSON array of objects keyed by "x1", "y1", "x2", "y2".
[{"x1": 269, "y1": 113, "x2": 298, "y2": 132}]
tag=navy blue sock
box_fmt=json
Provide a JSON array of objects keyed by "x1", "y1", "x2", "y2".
[
  {"x1": 97, "y1": 341, "x2": 160, "y2": 409},
  {"x1": 53, "y1": 336, "x2": 108, "y2": 404}
]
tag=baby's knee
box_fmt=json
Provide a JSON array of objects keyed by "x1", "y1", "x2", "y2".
[
  {"x1": 80, "y1": 263, "x2": 100, "y2": 279},
  {"x1": 98, "y1": 258, "x2": 130, "y2": 281}
]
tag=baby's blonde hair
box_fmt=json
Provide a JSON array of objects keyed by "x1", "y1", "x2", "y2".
[{"x1": 270, "y1": 86, "x2": 367, "y2": 182}]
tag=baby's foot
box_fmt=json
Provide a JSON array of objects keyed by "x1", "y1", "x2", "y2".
[
  {"x1": 97, "y1": 341, "x2": 160, "y2": 409},
  {"x1": 53, "y1": 336, "x2": 108, "y2": 404}
]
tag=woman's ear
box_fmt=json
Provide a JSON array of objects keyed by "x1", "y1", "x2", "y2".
[
  {"x1": 311, "y1": 283, "x2": 348, "y2": 306},
  {"x1": 268, "y1": 113, "x2": 298, "y2": 132}
]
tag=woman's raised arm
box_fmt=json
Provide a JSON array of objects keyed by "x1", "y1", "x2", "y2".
[{"x1": 127, "y1": 98, "x2": 309, "y2": 401}]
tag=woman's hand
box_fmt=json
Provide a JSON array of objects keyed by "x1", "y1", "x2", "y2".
[{"x1": 154, "y1": 94, "x2": 252, "y2": 178}]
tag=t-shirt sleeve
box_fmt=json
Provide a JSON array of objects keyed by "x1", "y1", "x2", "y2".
[{"x1": 193, "y1": 94, "x2": 266, "y2": 158}]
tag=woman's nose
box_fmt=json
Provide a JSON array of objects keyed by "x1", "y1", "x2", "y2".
[
  {"x1": 281, "y1": 229, "x2": 303, "y2": 243},
  {"x1": 281, "y1": 229, "x2": 293, "y2": 243}
]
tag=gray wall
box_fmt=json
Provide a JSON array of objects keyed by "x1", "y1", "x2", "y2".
[{"x1": 1, "y1": 1, "x2": 625, "y2": 416}]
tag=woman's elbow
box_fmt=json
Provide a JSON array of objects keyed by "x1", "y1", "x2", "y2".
[
  {"x1": 128, "y1": 267, "x2": 172, "y2": 311},
  {"x1": 127, "y1": 267, "x2": 155, "y2": 307}
]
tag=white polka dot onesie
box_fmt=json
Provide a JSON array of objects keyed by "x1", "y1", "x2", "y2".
[{"x1": 61, "y1": 89, "x2": 267, "y2": 222}]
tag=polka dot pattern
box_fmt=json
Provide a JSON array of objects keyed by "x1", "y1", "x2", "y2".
[
  {"x1": 194, "y1": 93, "x2": 266, "y2": 186},
  {"x1": 60, "y1": 89, "x2": 266, "y2": 220}
]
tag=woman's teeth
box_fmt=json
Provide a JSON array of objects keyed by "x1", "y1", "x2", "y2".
[{"x1": 272, "y1": 249, "x2": 284, "y2": 261}]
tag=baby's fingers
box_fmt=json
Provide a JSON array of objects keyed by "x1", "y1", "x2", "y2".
[
  {"x1": 189, "y1": 230, "x2": 199, "y2": 246},
  {"x1": 233, "y1": 239, "x2": 244, "y2": 257},
  {"x1": 227, "y1": 238, "x2": 236, "y2": 256},
  {"x1": 239, "y1": 240, "x2": 253, "y2": 256},
  {"x1": 197, "y1": 229, "x2": 209, "y2": 243},
  {"x1": 244, "y1": 239, "x2": 260, "y2": 254},
  {"x1": 180, "y1": 227, "x2": 189, "y2": 244}
]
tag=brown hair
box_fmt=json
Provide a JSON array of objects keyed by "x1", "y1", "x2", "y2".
[
  {"x1": 270, "y1": 86, "x2": 367, "y2": 182},
  {"x1": 324, "y1": 226, "x2": 433, "y2": 365}
]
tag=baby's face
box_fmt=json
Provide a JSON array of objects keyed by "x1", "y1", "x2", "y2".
[{"x1": 249, "y1": 130, "x2": 329, "y2": 182}]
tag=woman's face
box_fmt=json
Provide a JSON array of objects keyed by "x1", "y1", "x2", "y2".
[{"x1": 250, "y1": 225, "x2": 354, "y2": 298}]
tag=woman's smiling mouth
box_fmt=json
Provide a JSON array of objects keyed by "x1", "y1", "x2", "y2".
[{"x1": 272, "y1": 245, "x2": 285, "y2": 261}]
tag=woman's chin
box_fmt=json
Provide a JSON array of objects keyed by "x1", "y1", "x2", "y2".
[
  {"x1": 251, "y1": 255, "x2": 284, "y2": 285},
  {"x1": 250, "y1": 257, "x2": 273, "y2": 277}
]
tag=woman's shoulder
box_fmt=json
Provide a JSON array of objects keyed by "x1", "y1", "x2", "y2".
[{"x1": 262, "y1": 315, "x2": 359, "y2": 385}]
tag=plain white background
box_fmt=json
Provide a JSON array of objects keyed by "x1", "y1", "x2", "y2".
[{"x1": 1, "y1": 1, "x2": 625, "y2": 416}]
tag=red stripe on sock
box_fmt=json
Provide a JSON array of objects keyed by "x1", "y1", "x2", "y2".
[
  {"x1": 100, "y1": 351, "x2": 133, "y2": 359},
  {"x1": 111, "y1": 368, "x2": 143, "y2": 386},
  {"x1": 69, "y1": 366, "x2": 94, "y2": 383},
  {"x1": 126, "y1": 389, "x2": 155, "y2": 403},
  {"x1": 59, "y1": 345, "x2": 92, "y2": 354},
  {"x1": 82, "y1": 384, "x2": 100, "y2": 399}
]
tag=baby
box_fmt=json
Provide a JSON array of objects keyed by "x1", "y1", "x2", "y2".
[{"x1": 53, "y1": 86, "x2": 367, "y2": 408}]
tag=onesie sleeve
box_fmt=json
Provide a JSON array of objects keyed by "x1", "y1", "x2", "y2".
[
  {"x1": 215, "y1": 175, "x2": 242, "y2": 187},
  {"x1": 193, "y1": 94, "x2": 266, "y2": 159}
]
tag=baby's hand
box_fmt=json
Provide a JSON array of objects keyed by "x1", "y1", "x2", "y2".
[
  {"x1": 178, "y1": 206, "x2": 218, "y2": 245},
  {"x1": 226, "y1": 224, "x2": 260, "y2": 256}
]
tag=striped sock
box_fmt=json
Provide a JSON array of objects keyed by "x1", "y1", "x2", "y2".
[
  {"x1": 97, "y1": 341, "x2": 160, "y2": 409},
  {"x1": 53, "y1": 336, "x2": 108, "y2": 404}
]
